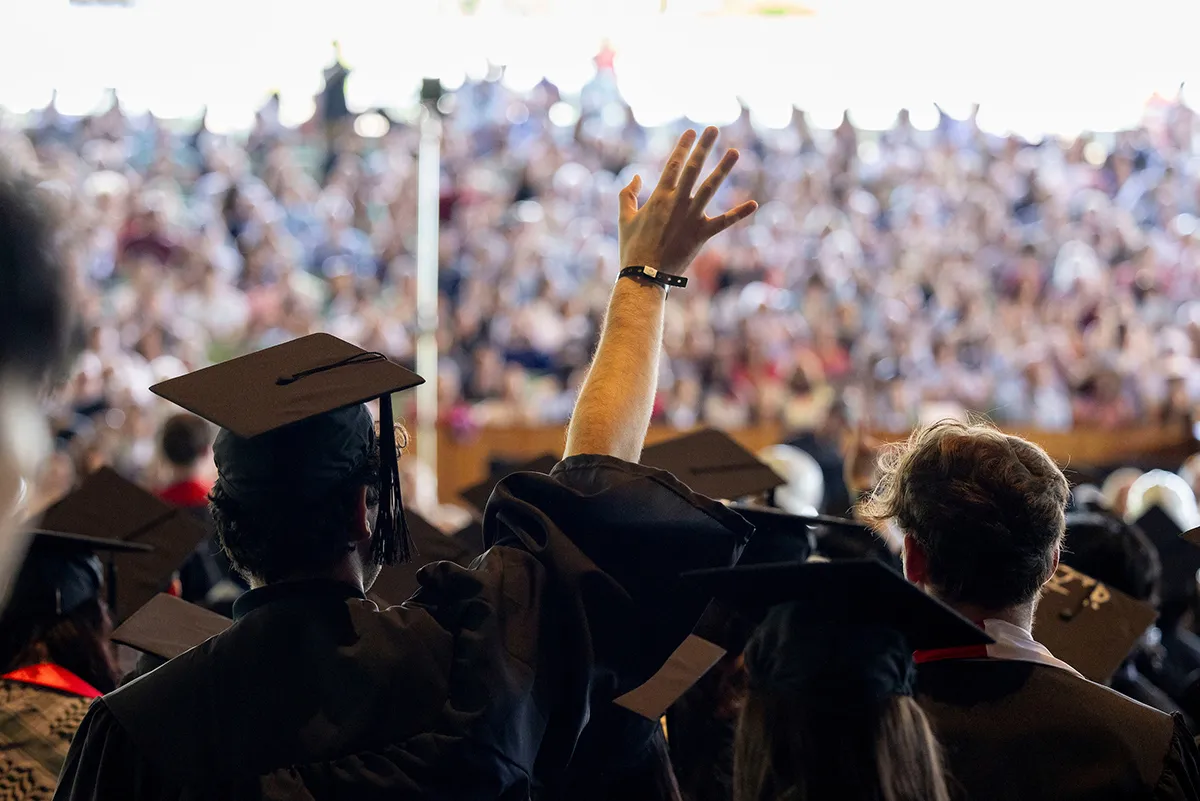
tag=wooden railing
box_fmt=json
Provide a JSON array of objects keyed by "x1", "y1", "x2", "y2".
[{"x1": 430, "y1": 424, "x2": 1197, "y2": 504}]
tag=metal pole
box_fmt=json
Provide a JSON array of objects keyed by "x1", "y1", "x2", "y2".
[{"x1": 415, "y1": 103, "x2": 442, "y2": 501}]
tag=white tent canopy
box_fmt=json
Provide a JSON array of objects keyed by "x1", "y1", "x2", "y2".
[{"x1": 1, "y1": 0, "x2": 1196, "y2": 134}]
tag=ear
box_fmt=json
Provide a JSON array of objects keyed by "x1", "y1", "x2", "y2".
[
  {"x1": 351, "y1": 485, "x2": 372, "y2": 546},
  {"x1": 902, "y1": 533, "x2": 929, "y2": 586},
  {"x1": 1047, "y1": 543, "x2": 1061, "y2": 583}
]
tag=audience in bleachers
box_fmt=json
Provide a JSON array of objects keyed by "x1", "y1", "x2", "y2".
[{"x1": 3, "y1": 68, "x2": 1199, "y2": 496}]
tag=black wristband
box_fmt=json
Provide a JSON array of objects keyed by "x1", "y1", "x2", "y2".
[{"x1": 619, "y1": 265, "x2": 688, "y2": 289}]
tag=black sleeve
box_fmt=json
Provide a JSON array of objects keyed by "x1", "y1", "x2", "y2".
[
  {"x1": 1154, "y1": 714, "x2": 1200, "y2": 801},
  {"x1": 478, "y1": 454, "x2": 751, "y2": 792},
  {"x1": 53, "y1": 699, "x2": 170, "y2": 801},
  {"x1": 486, "y1": 454, "x2": 752, "y2": 689},
  {"x1": 118, "y1": 653, "x2": 170, "y2": 688}
]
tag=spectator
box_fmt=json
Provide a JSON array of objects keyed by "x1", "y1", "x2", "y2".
[
  {"x1": 12, "y1": 72, "x2": 1200, "y2": 501},
  {"x1": 156, "y1": 413, "x2": 235, "y2": 607}
]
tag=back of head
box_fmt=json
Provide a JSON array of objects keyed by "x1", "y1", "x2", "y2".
[
  {"x1": 160, "y1": 413, "x2": 214, "y2": 469},
  {"x1": 0, "y1": 551, "x2": 118, "y2": 693},
  {"x1": 1064, "y1": 511, "x2": 1161, "y2": 607},
  {"x1": 0, "y1": 165, "x2": 72, "y2": 385},
  {"x1": 0, "y1": 165, "x2": 73, "y2": 598},
  {"x1": 208, "y1": 412, "x2": 383, "y2": 583},
  {"x1": 862, "y1": 420, "x2": 1070, "y2": 611},
  {"x1": 733, "y1": 605, "x2": 949, "y2": 801}
]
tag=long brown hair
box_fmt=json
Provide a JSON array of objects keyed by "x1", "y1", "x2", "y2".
[
  {"x1": 0, "y1": 597, "x2": 120, "y2": 694},
  {"x1": 734, "y1": 690, "x2": 950, "y2": 801}
]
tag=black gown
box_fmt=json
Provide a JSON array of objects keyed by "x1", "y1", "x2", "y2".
[
  {"x1": 54, "y1": 455, "x2": 751, "y2": 800},
  {"x1": 918, "y1": 659, "x2": 1200, "y2": 801}
]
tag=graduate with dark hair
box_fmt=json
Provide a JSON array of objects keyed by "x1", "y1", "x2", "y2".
[
  {"x1": 0, "y1": 166, "x2": 74, "y2": 600},
  {"x1": 54, "y1": 127, "x2": 758, "y2": 801},
  {"x1": 0, "y1": 525, "x2": 150, "y2": 801}
]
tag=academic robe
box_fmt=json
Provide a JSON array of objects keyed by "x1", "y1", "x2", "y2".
[
  {"x1": 918, "y1": 659, "x2": 1200, "y2": 801},
  {"x1": 54, "y1": 454, "x2": 750, "y2": 801},
  {"x1": 0, "y1": 667, "x2": 97, "y2": 801}
]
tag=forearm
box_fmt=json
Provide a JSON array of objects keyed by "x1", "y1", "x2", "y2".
[{"x1": 565, "y1": 279, "x2": 666, "y2": 461}]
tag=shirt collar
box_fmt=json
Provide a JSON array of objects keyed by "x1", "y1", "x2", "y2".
[
  {"x1": 232, "y1": 578, "x2": 366, "y2": 621},
  {"x1": 981, "y1": 618, "x2": 1084, "y2": 678}
]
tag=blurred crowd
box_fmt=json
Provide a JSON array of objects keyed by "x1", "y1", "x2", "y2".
[{"x1": 3, "y1": 62, "x2": 1200, "y2": 495}]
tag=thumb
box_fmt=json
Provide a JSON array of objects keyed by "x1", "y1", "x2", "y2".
[{"x1": 619, "y1": 175, "x2": 642, "y2": 222}]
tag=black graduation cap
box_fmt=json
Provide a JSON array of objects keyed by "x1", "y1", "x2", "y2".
[
  {"x1": 689, "y1": 505, "x2": 882, "y2": 656},
  {"x1": 111, "y1": 593, "x2": 232, "y2": 661},
  {"x1": 459, "y1": 453, "x2": 559, "y2": 515},
  {"x1": 13, "y1": 529, "x2": 152, "y2": 619},
  {"x1": 1135, "y1": 506, "x2": 1200, "y2": 602},
  {"x1": 641, "y1": 429, "x2": 785, "y2": 501},
  {"x1": 150, "y1": 334, "x2": 425, "y2": 565},
  {"x1": 725, "y1": 504, "x2": 817, "y2": 565},
  {"x1": 679, "y1": 559, "x2": 991, "y2": 651},
  {"x1": 368, "y1": 516, "x2": 484, "y2": 606},
  {"x1": 37, "y1": 467, "x2": 208, "y2": 623},
  {"x1": 1034, "y1": 563, "x2": 1158, "y2": 683}
]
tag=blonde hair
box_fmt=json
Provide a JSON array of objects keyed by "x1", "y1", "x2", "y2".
[
  {"x1": 861, "y1": 419, "x2": 1069, "y2": 609},
  {"x1": 734, "y1": 691, "x2": 950, "y2": 801}
]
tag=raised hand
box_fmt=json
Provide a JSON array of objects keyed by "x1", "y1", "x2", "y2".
[{"x1": 619, "y1": 127, "x2": 758, "y2": 276}]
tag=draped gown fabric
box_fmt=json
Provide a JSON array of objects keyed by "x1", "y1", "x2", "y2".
[
  {"x1": 53, "y1": 454, "x2": 751, "y2": 801},
  {"x1": 917, "y1": 659, "x2": 1200, "y2": 801}
]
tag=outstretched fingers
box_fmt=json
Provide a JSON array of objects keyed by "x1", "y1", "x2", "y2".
[
  {"x1": 619, "y1": 175, "x2": 643, "y2": 223},
  {"x1": 655, "y1": 129, "x2": 698, "y2": 192},
  {"x1": 676, "y1": 126, "x2": 719, "y2": 198},
  {"x1": 706, "y1": 200, "x2": 759, "y2": 236},
  {"x1": 691, "y1": 148, "x2": 739, "y2": 214}
]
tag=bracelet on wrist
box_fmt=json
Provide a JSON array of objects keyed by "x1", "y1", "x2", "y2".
[{"x1": 618, "y1": 265, "x2": 688, "y2": 289}]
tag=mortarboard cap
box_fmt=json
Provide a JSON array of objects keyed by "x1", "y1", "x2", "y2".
[
  {"x1": 679, "y1": 559, "x2": 991, "y2": 651},
  {"x1": 1035, "y1": 563, "x2": 1158, "y2": 683},
  {"x1": 688, "y1": 506, "x2": 883, "y2": 656},
  {"x1": 112, "y1": 593, "x2": 232, "y2": 661},
  {"x1": 641, "y1": 429, "x2": 785, "y2": 501},
  {"x1": 36, "y1": 467, "x2": 207, "y2": 623},
  {"x1": 725, "y1": 504, "x2": 816, "y2": 566},
  {"x1": 28, "y1": 530, "x2": 155, "y2": 554},
  {"x1": 11, "y1": 529, "x2": 152, "y2": 620},
  {"x1": 368, "y1": 516, "x2": 484, "y2": 606},
  {"x1": 616, "y1": 559, "x2": 990, "y2": 720},
  {"x1": 150, "y1": 334, "x2": 425, "y2": 565},
  {"x1": 459, "y1": 453, "x2": 559, "y2": 515}
]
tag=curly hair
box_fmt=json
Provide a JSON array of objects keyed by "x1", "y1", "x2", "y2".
[
  {"x1": 209, "y1": 446, "x2": 382, "y2": 583},
  {"x1": 0, "y1": 164, "x2": 73, "y2": 383},
  {"x1": 860, "y1": 419, "x2": 1070, "y2": 610}
]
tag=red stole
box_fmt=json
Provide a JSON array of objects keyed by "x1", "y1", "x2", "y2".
[{"x1": 1, "y1": 663, "x2": 102, "y2": 699}]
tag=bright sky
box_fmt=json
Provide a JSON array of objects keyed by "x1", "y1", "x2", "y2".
[{"x1": 0, "y1": 0, "x2": 1197, "y2": 135}]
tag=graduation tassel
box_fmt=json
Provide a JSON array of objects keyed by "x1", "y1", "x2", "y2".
[{"x1": 374, "y1": 391, "x2": 413, "y2": 565}]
